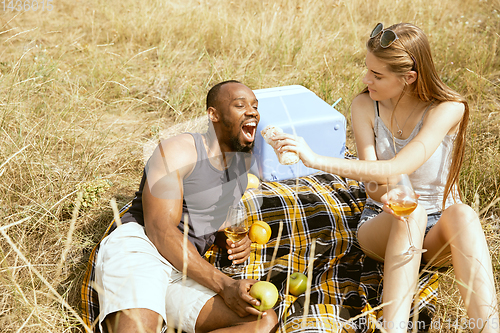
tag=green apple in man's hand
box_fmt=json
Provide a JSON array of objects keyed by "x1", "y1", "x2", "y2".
[
  {"x1": 249, "y1": 281, "x2": 279, "y2": 311},
  {"x1": 289, "y1": 272, "x2": 308, "y2": 296}
]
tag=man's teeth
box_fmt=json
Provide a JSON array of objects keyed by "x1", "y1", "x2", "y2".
[{"x1": 242, "y1": 122, "x2": 256, "y2": 140}]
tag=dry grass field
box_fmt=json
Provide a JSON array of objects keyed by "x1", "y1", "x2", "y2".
[{"x1": 0, "y1": 0, "x2": 499, "y2": 331}]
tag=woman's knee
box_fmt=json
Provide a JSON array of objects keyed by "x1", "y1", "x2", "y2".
[
  {"x1": 413, "y1": 204, "x2": 428, "y2": 225},
  {"x1": 435, "y1": 204, "x2": 484, "y2": 244},
  {"x1": 441, "y1": 203, "x2": 480, "y2": 229},
  {"x1": 404, "y1": 204, "x2": 428, "y2": 231}
]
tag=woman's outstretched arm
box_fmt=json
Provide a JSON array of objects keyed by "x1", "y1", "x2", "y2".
[{"x1": 271, "y1": 94, "x2": 465, "y2": 185}]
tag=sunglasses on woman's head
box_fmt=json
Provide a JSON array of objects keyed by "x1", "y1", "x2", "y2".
[{"x1": 370, "y1": 23, "x2": 398, "y2": 48}]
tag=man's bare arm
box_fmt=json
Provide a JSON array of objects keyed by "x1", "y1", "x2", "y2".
[{"x1": 142, "y1": 136, "x2": 262, "y2": 317}]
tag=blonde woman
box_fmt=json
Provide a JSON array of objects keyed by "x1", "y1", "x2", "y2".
[{"x1": 272, "y1": 23, "x2": 499, "y2": 332}]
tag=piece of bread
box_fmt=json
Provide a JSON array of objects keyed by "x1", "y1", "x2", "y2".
[{"x1": 260, "y1": 125, "x2": 299, "y2": 165}]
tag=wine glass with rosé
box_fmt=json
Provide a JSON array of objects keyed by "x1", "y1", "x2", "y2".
[
  {"x1": 387, "y1": 174, "x2": 427, "y2": 256},
  {"x1": 221, "y1": 204, "x2": 249, "y2": 274}
]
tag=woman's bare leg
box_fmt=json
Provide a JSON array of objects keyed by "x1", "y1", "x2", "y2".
[
  {"x1": 423, "y1": 203, "x2": 499, "y2": 333},
  {"x1": 357, "y1": 205, "x2": 428, "y2": 332}
]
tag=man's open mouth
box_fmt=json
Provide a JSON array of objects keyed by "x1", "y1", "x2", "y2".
[{"x1": 242, "y1": 120, "x2": 257, "y2": 142}]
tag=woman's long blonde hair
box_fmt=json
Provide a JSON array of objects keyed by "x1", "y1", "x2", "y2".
[{"x1": 363, "y1": 23, "x2": 469, "y2": 208}]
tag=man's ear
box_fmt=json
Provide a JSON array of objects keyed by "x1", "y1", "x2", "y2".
[
  {"x1": 405, "y1": 70, "x2": 418, "y2": 85},
  {"x1": 207, "y1": 106, "x2": 219, "y2": 123}
]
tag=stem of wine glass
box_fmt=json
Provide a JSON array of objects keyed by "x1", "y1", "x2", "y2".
[{"x1": 403, "y1": 217, "x2": 416, "y2": 249}]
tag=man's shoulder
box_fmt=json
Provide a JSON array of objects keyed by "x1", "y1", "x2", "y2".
[
  {"x1": 159, "y1": 133, "x2": 197, "y2": 158},
  {"x1": 148, "y1": 133, "x2": 198, "y2": 176},
  {"x1": 162, "y1": 132, "x2": 196, "y2": 145}
]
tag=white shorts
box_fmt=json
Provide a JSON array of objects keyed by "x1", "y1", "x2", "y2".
[{"x1": 94, "y1": 222, "x2": 216, "y2": 333}]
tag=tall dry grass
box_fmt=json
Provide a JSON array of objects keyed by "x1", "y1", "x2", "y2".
[{"x1": 0, "y1": 0, "x2": 499, "y2": 331}]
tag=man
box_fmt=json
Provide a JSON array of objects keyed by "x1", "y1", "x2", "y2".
[{"x1": 94, "y1": 81, "x2": 278, "y2": 333}]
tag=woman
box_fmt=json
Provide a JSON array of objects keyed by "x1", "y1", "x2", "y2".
[{"x1": 272, "y1": 23, "x2": 499, "y2": 332}]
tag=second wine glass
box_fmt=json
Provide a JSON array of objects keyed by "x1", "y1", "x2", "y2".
[
  {"x1": 221, "y1": 204, "x2": 249, "y2": 274},
  {"x1": 387, "y1": 174, "x2": 427, "y2": 256}
]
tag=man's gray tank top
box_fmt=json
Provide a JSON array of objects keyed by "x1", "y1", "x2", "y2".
[
  {"x1": 121, "y1": 132, "x2": 249, "y2": 255},
  {"x1": 365, "y1": 101, "x2": 460, "y2": 214}
]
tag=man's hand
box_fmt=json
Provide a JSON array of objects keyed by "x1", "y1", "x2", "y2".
[
  {"x1": 226, "y1": 235, "x2": 251, "y2": 264},
  {"x1": 215, "y1": 232, "x2": 252, "y2": 264},
  {"x1": 219, "y1": 279, "x2": 264, "y2": 317}
]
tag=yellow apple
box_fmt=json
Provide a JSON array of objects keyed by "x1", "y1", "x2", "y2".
[
  {"x1": 249, "y1": 281, "x2": 279, "y2": 311},
  {"x1": 247, "y1": 173, "x2": 260, "y2": 189},
  {"x1": 288, "y1": 272, "x2": 308, "y2": 296},
  {"x1": 248, "y1": 220, "x2": 272, "y2": 244}
]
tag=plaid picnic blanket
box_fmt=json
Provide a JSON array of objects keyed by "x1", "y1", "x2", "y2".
[
  {"x1": 205, "y1": 172, "x2": 438, "y2": 332},
  {"x1": 81, "y1": 172, "x2": 438, "y2": 332}
]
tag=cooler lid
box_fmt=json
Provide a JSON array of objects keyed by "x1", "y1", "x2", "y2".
[{"x1": 253, "y1": 85, "x2": 311, "y2": 99}]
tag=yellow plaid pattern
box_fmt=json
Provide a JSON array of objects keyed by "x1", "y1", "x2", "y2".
[
  {"x1": 81, "y1": 172, "x2": 438, "y2": 332},
  {"x1": 205, "y1": 171, "x2": 438, "y2": 333}
]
